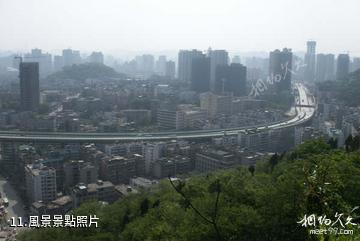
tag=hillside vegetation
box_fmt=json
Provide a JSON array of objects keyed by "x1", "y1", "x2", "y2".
[
  {"x1": 18, "y1": 139, "x2": 360, "y2": 241},
  {"x1": 318, "y1": 69, "x2": 360, "y2": 107},
  {"x1": 46, "y1": 63, "x2": 125, "y2": 81}
]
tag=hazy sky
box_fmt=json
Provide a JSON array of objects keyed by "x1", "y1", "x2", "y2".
[{"x1": 1, "y1": 0, "x2": 359, "y2": 55}]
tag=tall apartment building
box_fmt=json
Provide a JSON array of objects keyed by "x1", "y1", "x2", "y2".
[
  {"x1": 53, "y1": 55, "x2": 64, "y2": 72},
  {"x1": 24, "y1": 48, "x2": 52, "y2": 77},
  {"x1": 336, "y1": 54, "x2": 350, "y2": 80},
  {"x1": 208, "y1": 49, "x2": 229, "y2": 91},
  {"x1": 62, "y1": 49, "x2": 81, "y2": 67},
  {"x1": 178, "y1": 49, "x2": 203, "y2": 82},
  {"x1": 165, "y1": 60, "x2": 176, "y2": 79},
  {"x1": 25, "y1": 163, "x2": 57, "y2": 203},
  {"x1": 316, "y1": 54, "x2": 335, "y2": 82},
  {"x1": 136, "y1": 54, "x2": 155, "y2": 75},
  {"x1": 215, "y1": 63, "x2": 247, "y2": 96},
  {"x1": 0, "y1": 142, "x2": 19, "y2": 174},
  {"x1": 351, "y1": 58, "x2": 360, "y2": 72},
  {"x1": 304, "y1": 41, "x2": 317, "y2": 82},
  {"x1": 191, "y1": 55, "x2": 210, "y2": 93},
  {"x1": 88, "y1": 52, "x2": 104, "y2": 64},
  {"x1": 20, "y1": 62, "x2": 40, "y2": 111},
  {"x1": 155, "y1": 55, "x2": 167, "y2": 76},
  {"x1": 269, "y1": 48, "x2": 293, "y2": 92}
]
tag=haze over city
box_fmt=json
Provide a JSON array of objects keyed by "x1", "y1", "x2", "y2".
[
  {"x1": 1, "y1": 0, "x2": 360, "y2": 55},
  {"x1": 1, "y1": 1, "x2": 360, "y2": 240}
]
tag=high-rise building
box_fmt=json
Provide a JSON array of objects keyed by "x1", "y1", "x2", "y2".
[
  {"x1": 351, "y1": 57, "x2": 360, "y2": 72},
  {"x1": 215, "y1": 63, "x2": 247, "y2": 96},
  {"x1": 209, "y1": 49, "x2": 229, "y2": 91},
  {"x1": 165, "y1": 60, "x2": 176, "y2": 79},
  {"x1": 316, "y1": 54, "x2": 335, "y2": 82},
  {"x1": 72, "y1": 50, "x2": 82, "y2": 65},
  {"x1": 155, "y1": 55, "x2": 167, "y2": 76},
  {"x1": 62, "y1": 49, "x2": 74, "y2": 67},
  {"x1": 178, "y1": 49, "x2": 203, "y2": 82},
  {"x1": 191, "y1": 55, "x2": 210, "y2": 93},
  {"x1": 25, "y1": 162, "x2": 57, "y2": 203},
  {"x1": 269, "y1": 48, "x2": 293, "y2": 92},
  {"x1": 88, "y1": 52, "x2": 104, "y2": 64},
  {"x1": 247, "y1": 68, "x2": 263, "y2": 83},
  {"x1": 24, "y1": 48, "x2": 52, "y2": 77},
  {"x1": 136, "y1": 54, "x2": 154, "y2": 76},
  {"x1": 30, "y1": 48, "x2": 42, "y2": 56},
  {"x1": 142, "y1": 55, "x2": 155, "y2": 73},
  {"x1": 0, "y1": 142, "x2": 18, "y2": 174},
  {"x1": 62, "y1": 49, "x2": 81, "y2": 67},
  {"x1": 20, "y1": 62, "x2": 40, "y2": 111},
  {"x1": 231, "y1": 55, "x2": 241, "y2": 64},
  {"x1": 53, "y1": 55, "x2": 64, "y2": 72},
  {"x1": 336, "y1": 54, "x2": 350, "y2": 80},
  {"x1": 245, "y1": 57, "x2": 269, "y2": 81},
  {"x1": 304, "y1": 41, "x2": 316, "y2": 82}
]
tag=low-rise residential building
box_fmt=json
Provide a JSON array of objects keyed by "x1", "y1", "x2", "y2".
[
  {"x1": 30, "y1": 195, "x2": 73, "y2": 216},
  {"x1": 100, "y1": 156, "x2": 136, "y2": 184},
  {"x1": 115, "y1": 185, "x2": 139, "y2": 199},
  {"x1": 150, "y1": 155, "x2": 193, "y2": 179},
  {"x1": 71, "y1": 180, "x2": 119, "y2": 208},
  {"x1": 63, "y1": 160, "x2": 98, "y2": 189},
  {"x1": 195, "y1": 149, "x2": 236, "y2": 173},
  {"x1": 129, "y1": 177, "x2": 158, "y2": 190},
  {"x1": 200, "y1": 92, "x2": 232, "y2": 118}
]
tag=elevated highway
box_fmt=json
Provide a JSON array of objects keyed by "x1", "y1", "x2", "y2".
[{"x1": 0, "y1": 84, "x2": 315, "y2": 143}]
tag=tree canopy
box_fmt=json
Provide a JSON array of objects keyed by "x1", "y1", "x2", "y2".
[{"x1": 18, "y1": 139, "x2": 360, "y2": 241}]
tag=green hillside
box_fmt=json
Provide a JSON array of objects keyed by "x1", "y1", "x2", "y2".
[
  {"x1": 46, "y1": 63, "x2": 126, "y2": 81},
  {"x1": 318, "y1": 69, "x2": 360, "y2": 107},
  {"x1": 18, "y1": 139, "x2": 360, "y2": 241}
]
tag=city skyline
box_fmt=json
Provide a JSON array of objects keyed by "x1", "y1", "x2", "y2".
[
  {"x1": 1, "y1": 1, "x2": 360, "y2": 240},
  {"x1": 0, "y1": 0, "x2": 360, "y2": 55}
]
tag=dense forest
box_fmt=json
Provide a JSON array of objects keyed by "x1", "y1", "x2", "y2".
[{"x1": 18, "y1": 138, "x2": 360, "y2": 241}]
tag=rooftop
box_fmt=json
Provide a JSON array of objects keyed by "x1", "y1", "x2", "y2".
[{"x1": 52, "y1": 195, "x2": 73, "y2": 206}]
